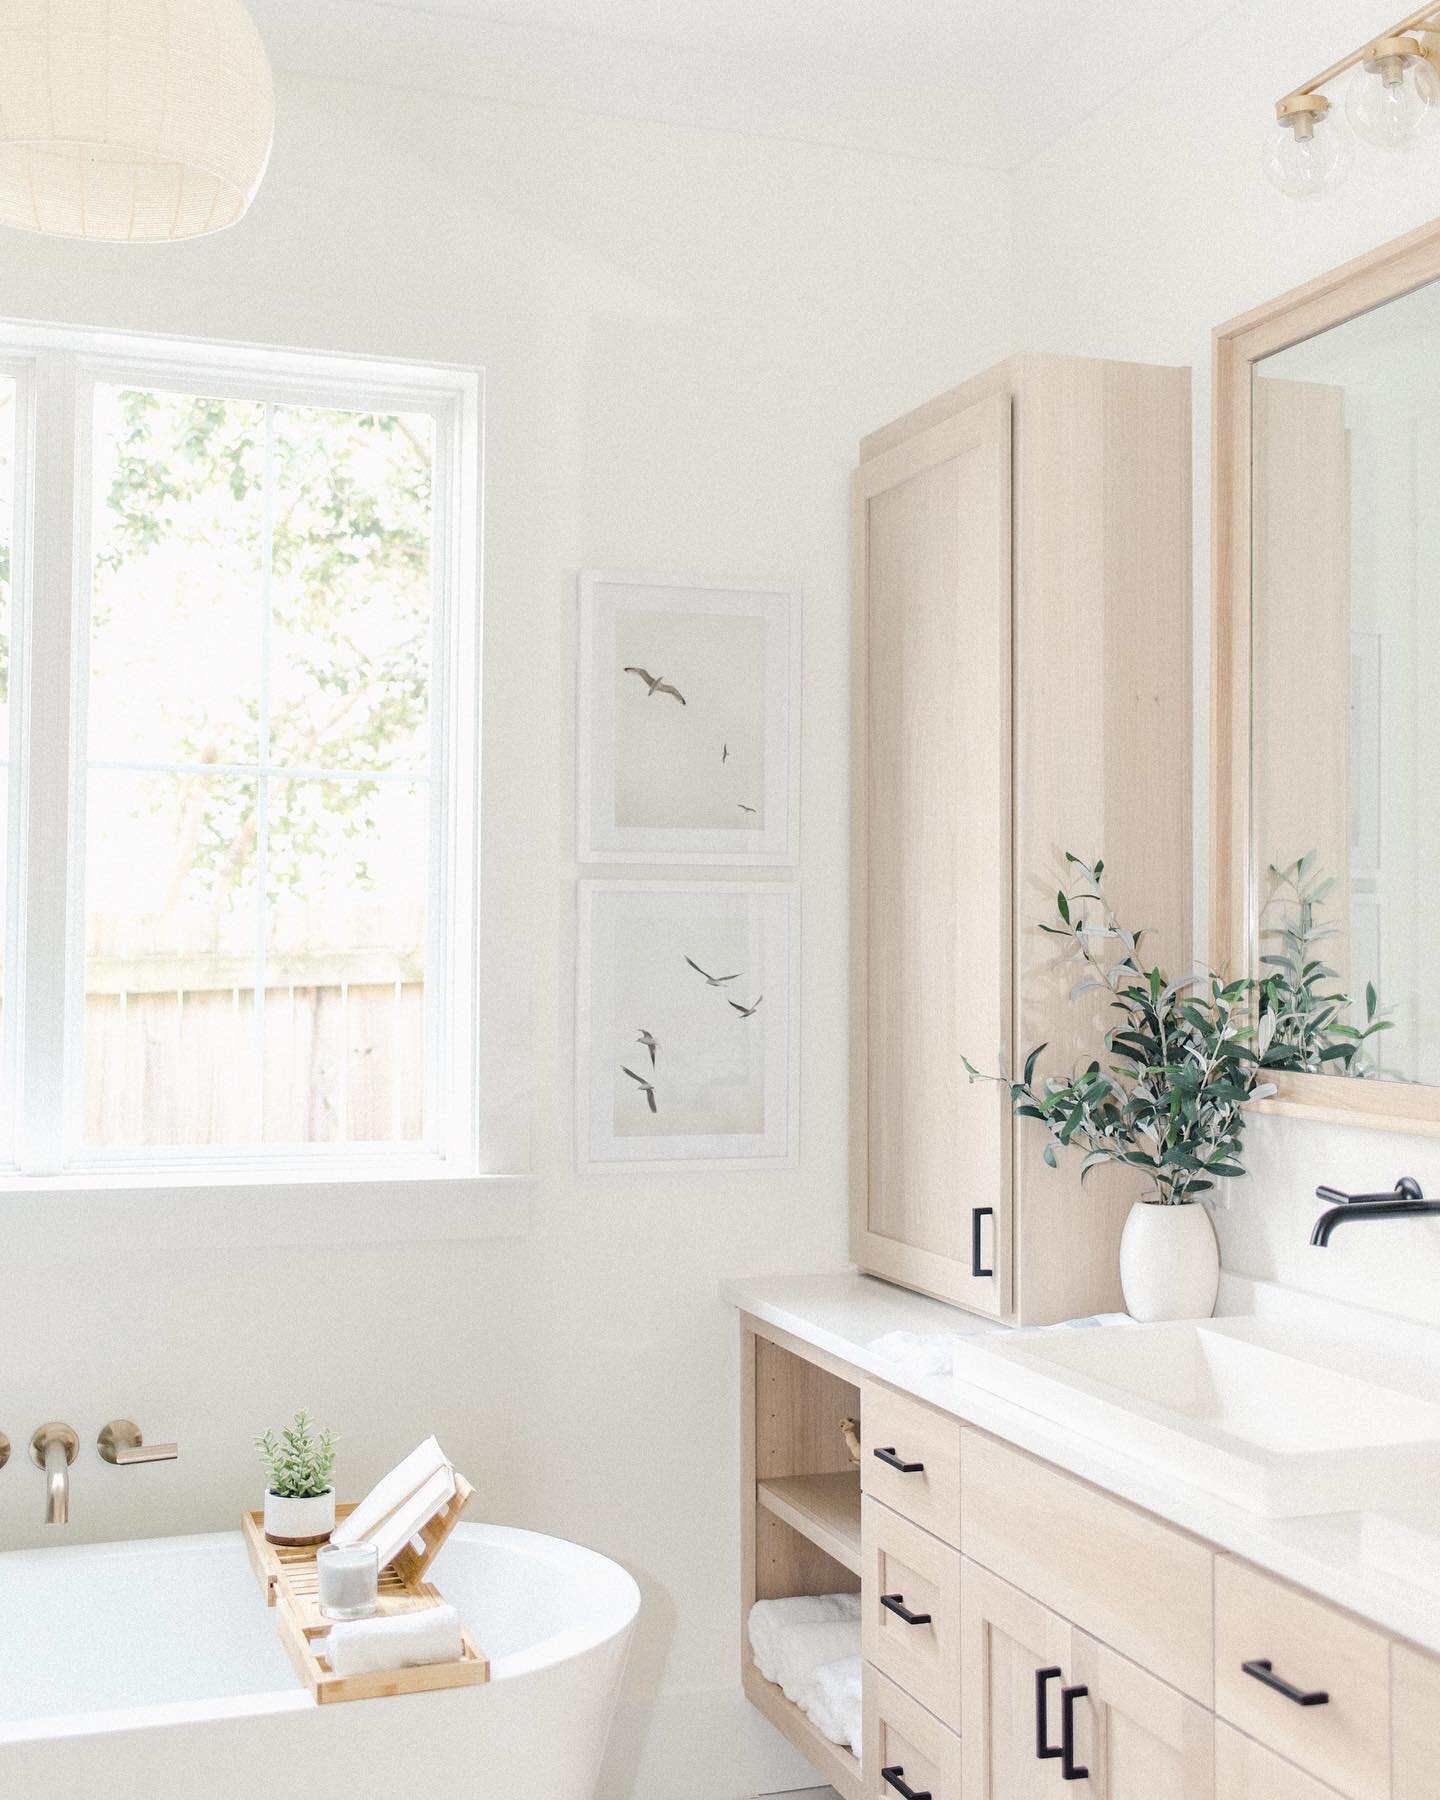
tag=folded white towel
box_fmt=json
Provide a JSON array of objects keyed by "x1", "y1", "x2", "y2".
[
  {"x1": 867, "y1": 1329, "x2": 984, "y2": 1380},
  {"x1": 1010, "y1": 1312, "x2": 1137, "y2": 1336},
  {"x1": 772, "y1": 1619, "x2": 862, "y2": 1703},
  {"x1": 796, "y1": 1653, "x2": 863, "y2": 1757},
  {"x1": 324, "y1": 1603, "x2": 464, "y2": 1677},
  {"x1": 870, "y1": 1312, "x2": 1141, "y2": 1383},
  {"x1": 747, "y1": 1594, "x2": 860, "y2": 1687}
]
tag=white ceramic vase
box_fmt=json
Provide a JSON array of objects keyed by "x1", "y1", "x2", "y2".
[
  {"x1": 1118, "y1": 1200, "x2": 1219, "y2": 1323},
  {"x1": 263, "y1": 1487, "x2": 336, "y2": 1547}
]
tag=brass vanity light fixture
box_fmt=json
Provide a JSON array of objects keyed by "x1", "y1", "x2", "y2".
[{"x1": 1267, "y1": 6, "x2": 1440, "y2": 198}]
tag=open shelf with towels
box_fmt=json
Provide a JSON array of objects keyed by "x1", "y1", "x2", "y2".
[
  {"x1": 742, "y1": 1322, "x2": 864, "y2": 1800},
  {"x1": 741, "y1": 1662, "x2": 862, "y2": 1800}
]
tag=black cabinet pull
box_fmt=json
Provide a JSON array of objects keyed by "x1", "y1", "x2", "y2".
[
  {"x1": 881, "y1": 1767, "x2": 931, "y2": 1800},
  {"x1": 1060, "y1": 1683, "x2": 1089, "y2": 1782},
  {"x1": 971, "y1": 1205, "x2": 994, "y2": 1278},
  {"x1": 874, "y1": 1446, "x2": 925, "y2": 1474},
  {"x1": 880, "y1": 1593, "x2": 932, "y2": 1627},
  {"x1": 1243, "y1": 1659, "x2": 1329, "y2": 1707},
  {"x1": 1035, "y1": 1666, "x2": 1062, "y2": 1760}
]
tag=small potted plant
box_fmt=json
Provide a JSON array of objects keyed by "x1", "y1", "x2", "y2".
[
  {"x1": 257, "y1": 1410, "x2": 338, "y2": 1546},
  {"x1": 966, "y1": 855, "x2": 1285, "y2": 1322}
]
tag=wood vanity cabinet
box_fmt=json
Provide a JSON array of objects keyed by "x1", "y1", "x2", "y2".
[
  {"x1": 850, "y1": 354, "x2": 1193, "y2": 1323},
  {"x1": 961, "y1": 1559, "x2": 1213, "y2": 1800},
  {"x1": 736, "y1": 1307, "x2": 1437, "y2": 1800},
  {"x1": 1391, "y1": 1643, "x2": 1440, "y2": 1799}
]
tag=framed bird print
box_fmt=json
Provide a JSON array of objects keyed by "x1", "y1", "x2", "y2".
[
  {"x1": 577, "y1": 880, "x2": 799, "y2": 1171},
  {"x1": 577, "y1": 572, "x2": 800, "y2": 864}
]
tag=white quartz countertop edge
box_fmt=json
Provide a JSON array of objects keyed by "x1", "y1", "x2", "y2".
[{"x1": 723, "y1": 1270, "x2": 1440, "y2": 1659}]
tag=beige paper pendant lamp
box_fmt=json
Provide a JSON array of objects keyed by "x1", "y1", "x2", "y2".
[{"x1": 0, "y1": 0, "x2": 276, "y2": 242}]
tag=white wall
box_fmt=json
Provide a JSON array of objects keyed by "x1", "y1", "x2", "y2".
[
  {"x1": 0, "y1": 75, "x2": 1015, "y2": 1799},
  {"x1": 1015, "y1": 0, "x2": 1440, "y2": 1328}
]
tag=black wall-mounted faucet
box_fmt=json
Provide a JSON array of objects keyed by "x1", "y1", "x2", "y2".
[{"x1": 1310, "y1": 1176, "x2": 1440, "y2": 1246}]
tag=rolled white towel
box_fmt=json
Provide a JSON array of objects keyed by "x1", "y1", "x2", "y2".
[
  {"x1": 796, "y1": 1653, "x2": 863, "y2": 1757},
  {"x1": 747, "y1": 1594, "x2": 860, "y2": 1686},
  {"x1": 771, "y1": 1619, "x2": 862, "y2": 1703},
  {"x1": 324, "y1": 1603, "x2": 464, "y2": 1677}
]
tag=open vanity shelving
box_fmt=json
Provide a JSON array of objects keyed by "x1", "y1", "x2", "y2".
[{"x1": 742, "y1": 1321, "x2": 866, "y2": 1797}]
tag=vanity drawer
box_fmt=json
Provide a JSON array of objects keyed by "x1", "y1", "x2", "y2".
[
  {"x1": 862, "y1": 1496, "x2": 962, "y2": 1731},
  {"x1": 960, "y1": 1428, "x2": 1213, "y2": 1703},
  {"x1": 861, "y1": 1383, "x2": 962, "y2": 1546},
  {"x1": 1393, "y1": 1643, "x2": 1440, "y2": 1800},
  {"x1": 864, "y1": 1665, "x2": 963, "y2": 1800},
  {"x1": 1216, "y1": 1724, "x2": 1348, "y2": 1800},
  {"x1": 1214, "y1": 1557, "x2": 1389, "y2": 1800}
]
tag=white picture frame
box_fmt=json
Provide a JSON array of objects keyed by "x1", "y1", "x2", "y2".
[
  {"x1": 577, "y1": 880, "x2": 799, "y2": 1171},
  {"x1": 577, "y1": 571, "x2": 800, "y2": 864}
]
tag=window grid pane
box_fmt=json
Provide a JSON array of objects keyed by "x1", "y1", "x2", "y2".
[{"x1": 83, "y1": 387, "x2": 436, "y2": 1153}]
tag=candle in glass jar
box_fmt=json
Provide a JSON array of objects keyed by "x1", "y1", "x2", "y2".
[{"x1": 317, "y1": 1542, "x2": 380, "y2": 1621}]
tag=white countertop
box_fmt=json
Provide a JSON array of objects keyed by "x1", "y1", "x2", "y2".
[{"x1": 723, "y1": 1268, "x2": 1440, "y2": 1657}]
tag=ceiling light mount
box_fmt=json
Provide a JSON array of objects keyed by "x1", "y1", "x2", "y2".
[{"x1": 1268, "y1": 5, "x2": 1440, "y2": 195}]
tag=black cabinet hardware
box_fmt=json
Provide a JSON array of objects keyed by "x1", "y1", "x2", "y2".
[
  {"x1": 971, "y1": 1206, "x2": 994, "y2": 1278},
  {"x1": 880, "y1": 1593, "x2": 932, "y2": 1626},
  {"x1": 881, "y1": 1767, "x2": 931, "y2": 1800},
  {"x1": 874, "y1": 1447, "x2": 925, "y2": 1474},
  {"x1": 1060, "y1": 1683, "x2": 1089, "y2": 1781},
  {"x1": 1035, "y1": 1666, "x2": 1062, "y2": 1760},
  {"x1": 1242, "y1": 1659, "x2": 1329, "y2": 1707}
]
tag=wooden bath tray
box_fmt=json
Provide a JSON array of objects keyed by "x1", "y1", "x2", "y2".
[{"x1": 242, "y1": 1475, "x2": 489, "y2": 1704}]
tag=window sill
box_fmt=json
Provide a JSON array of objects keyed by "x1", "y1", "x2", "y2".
[{"x1": 0, "y1": 1167, "x2": 534, "y2": 1252}]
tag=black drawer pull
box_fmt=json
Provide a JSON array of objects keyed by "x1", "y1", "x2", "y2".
[
  {"x1": 880, "y1": 1593, "x2": 932, "y2": 1627},
  {"x1": 971, "y1": 1205, "x2": 994, "y2": 1278},
  {"x1": 1243, "y1": 1659, "x2": 1329, "y2": 1707},
  {"x1": 1061, "y1": 1683, "x2": 1089, "y2": 1782},
  {"x1": 874, "y1": 1446, "x2": 925, "y2": 1474},
  {"x1": 1035, "y1": 1666, "x2": 1062, "y2": 1760},
  {"x1": 881, "y1": 1767, "x2": 931, "y2": 1800}
]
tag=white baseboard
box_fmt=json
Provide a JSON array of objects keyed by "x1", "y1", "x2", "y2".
[{"x1": 599, "y1": 1683, "x2": 823, "y2": 1800}]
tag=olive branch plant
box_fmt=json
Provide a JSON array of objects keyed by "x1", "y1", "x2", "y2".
[
  {"x1": 1258, "y1": 853, "x2": 1391, "y2": 1078},
  {"x1": 965, "y1": 855, "x2": 1289, "y2": 1207}
]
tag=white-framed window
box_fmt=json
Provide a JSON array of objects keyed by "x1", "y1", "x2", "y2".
[{"x1": 0, "y1": 325, "x2": 482, "y2": 1182}]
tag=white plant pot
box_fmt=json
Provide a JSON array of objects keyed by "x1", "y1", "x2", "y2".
[
  {"x1": 1118, "y1": 1200, "x2": 1220, "y2": 1324},
  {"x1": 263, "y1": 1487, "x2": 336, "y2": 1547}
]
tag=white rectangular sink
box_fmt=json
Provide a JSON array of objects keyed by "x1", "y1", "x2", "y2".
[{"x1": 950, "y1": 1316, "x2": 1440, "y2": 1518}]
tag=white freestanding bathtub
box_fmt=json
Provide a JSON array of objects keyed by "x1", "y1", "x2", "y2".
[{"x1": 0, "y1": 1522, "x2": 639, "y2": 1799}]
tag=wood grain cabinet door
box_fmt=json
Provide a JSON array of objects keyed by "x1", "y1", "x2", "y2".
[
  {"x1": 960, "y1": 1556, "x2": 1075, "y2": 1799},
  {"x1": 1070, "y1": 1629, "x2": 1215, "y2": 1800},
  {"x1": 851, "y1": 392, "x2": 1013, "y2": 1317}
]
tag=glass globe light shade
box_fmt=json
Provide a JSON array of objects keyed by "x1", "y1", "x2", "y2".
[
  {"x1": 1346, "y1": 51, "x2": 1440, "y2": 151},
  {"x1": 0, "y1": 0, "x2": 275, "y2": 243},
  {"x1": 1262, "y1": 108, "x2": 1354, "y2": 200}
]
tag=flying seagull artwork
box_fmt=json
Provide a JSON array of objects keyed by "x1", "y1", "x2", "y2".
[
  {"x1": 636, "y1": 1029, "x2": 658, "y2": 1067},
  {"x1": 685, "y1": 956, "x2": 742, "y2": 987},
  {"x1": 624, "y1": 667, "x2": 686, "y2": 705},
  {"x1": 622, "y1": 1065, "x2": 658, "y2": 1113},
  {"x1": 738, "y1": 803, "x2": 757, "y2": 814},
  {"x1": 729, "y1": 996, "x2": 763, "y2": 1019}
]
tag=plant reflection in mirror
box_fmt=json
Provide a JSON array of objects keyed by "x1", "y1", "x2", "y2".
[
  {"x1": 964, "y1": 855, "x2": 1287, "y2": 1207},
  {"x1": 1259, "y1": 853, "x2": 1392, "y2": 1078}
]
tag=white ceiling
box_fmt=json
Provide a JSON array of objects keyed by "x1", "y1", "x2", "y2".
[{"x1": 248, "y1": 0, "x2": 1244, "y2": 168}]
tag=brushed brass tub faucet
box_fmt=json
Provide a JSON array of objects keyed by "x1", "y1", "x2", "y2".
[{"x1": 30, "y1": 1424, "x2": 78, "y2": 1525}]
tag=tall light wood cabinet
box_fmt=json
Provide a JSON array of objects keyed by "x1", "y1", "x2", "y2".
[{"x1": 851, "y1": 354, "x2": 1192, "y2": 1323}]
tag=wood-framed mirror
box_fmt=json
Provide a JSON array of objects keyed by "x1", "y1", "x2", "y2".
[{"x1": 1214, "y1": 217, "x2": 1440, "y2": 1134}]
